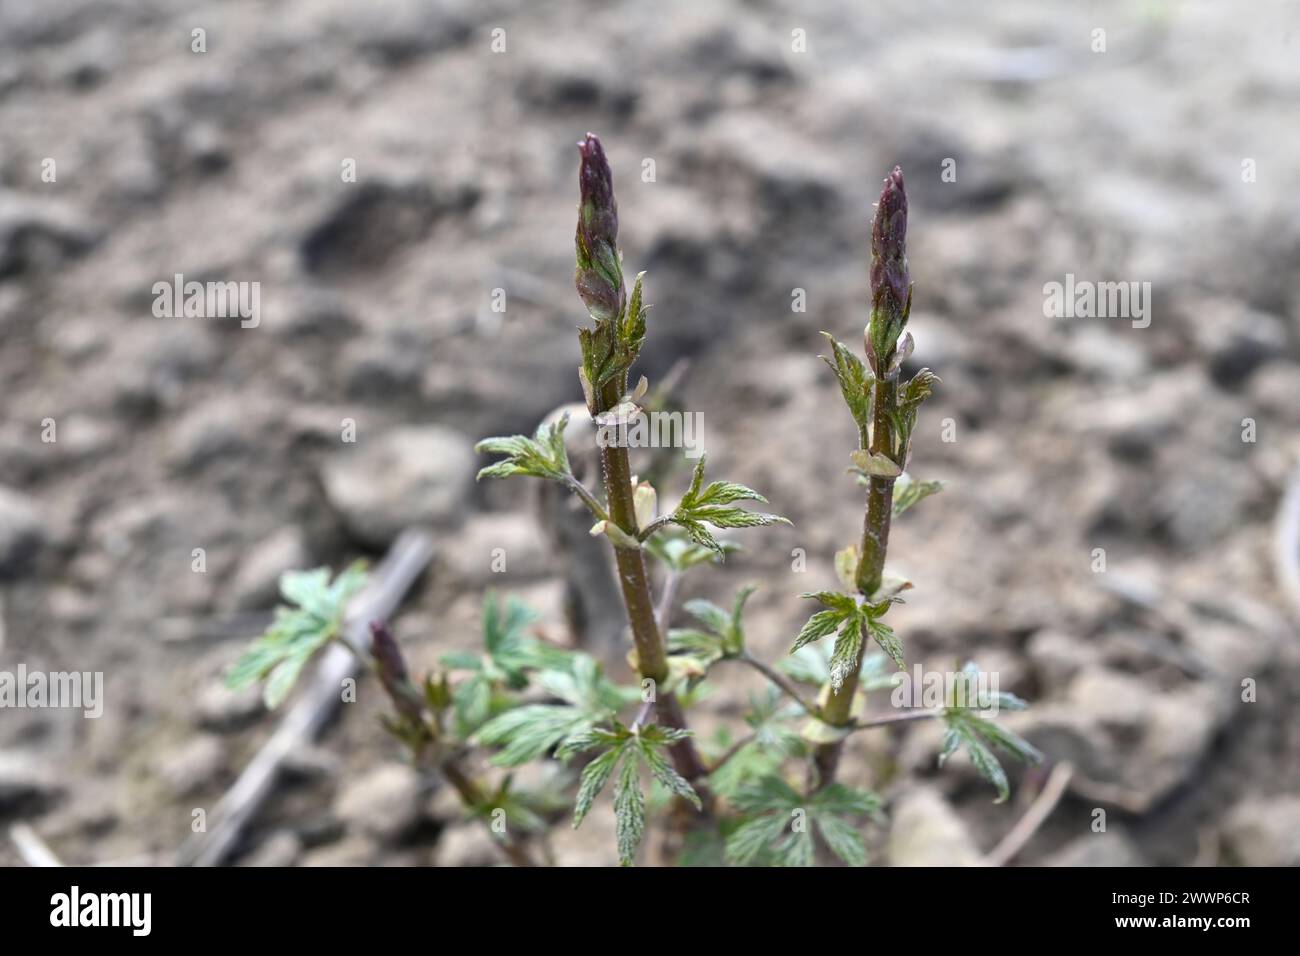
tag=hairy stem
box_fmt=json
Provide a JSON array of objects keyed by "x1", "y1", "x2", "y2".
[{"x1": 594, "y1": 377, "x2": 709, "y2": 785}]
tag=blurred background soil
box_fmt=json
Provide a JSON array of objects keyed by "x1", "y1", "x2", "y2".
[{"x1": 2, "y1": 0, "x2": 1299, "y2": 866}]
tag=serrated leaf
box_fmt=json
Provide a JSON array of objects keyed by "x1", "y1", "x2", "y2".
[
  {"x1": 815, "y1": 813, "x2": 868, "y2": 867},
  {"x1": 683, "y1": 506, "x2": 788, "y2": 529},
  {"x1": 475, "y1": 704, "x2": 598, "y2": 766},
  {"x1": 814, "y1": 783, "x2": 882, "y2": 817},
  {"x1": 773, "y1": 828, "x2": 815, "y2": 868},
  {"x1": 665, "y1": 455, "x2": 788, "y2": 553},
  {"x1": 828, "y1": 617, "x2": 864, "y2": 692},
  {"x1": 962, "y1": 726, "x2": 1010, "y2": 803},
  {"x1": 725, "y1": 814, "x2": 789, "y2": 866},
  {"x1": 789, "y1": 608, "x2": 850, "y2": 654},
  {"x1": 613, "y1": 752, "x2": 646, "y2": 866},
  {"x1": 638, "y1": 738, "x2": 702, "y2": 810},
  {"x1": 802, "y1": 590, "x2": 859, "y2": 614},
  {"x1": 866, "y1": 617, "x2": 904, "y2": 669},
  {"x1": 964, "y1": 713, "x2": 1044, "y2": 766},
  {"x1": 474, "y1": 413, "x2": 572, "y2": 483},
  {"x1": 572, "y1": 744, "x2": 623, "y2": 828},
  {"x1": 226, "y1": 562, "x2": 368, "y2": 709},
  {"x1": 819, "y1": 332, "x2": 873, "y2": 435}
]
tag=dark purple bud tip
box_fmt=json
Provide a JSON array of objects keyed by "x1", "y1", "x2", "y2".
[
  {"x1": 574, "y1": 133, "x2": 625, "y2": 323},
  {"x1": 870, "y1": 166, "x2": 909, "y2": 318},
  {"x1": 369, "y1": 620, "x2": 409, "y2": 684}
]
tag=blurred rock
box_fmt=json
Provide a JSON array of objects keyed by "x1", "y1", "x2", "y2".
[
  {"x1": 1027, "y1": 629, "x2": 1098, "y2": 691},
  {"x1": 155, "y1": 735, "x2": 225, "y2": 798},
  {"x1": 0, "y1": 486, "x2": 44, "y2": 576},
  {"x1": 194, "y1": 679, "x2": 265, "y2": 733},
  {"x1": 515, "y1": 47, "x2": 636, "y2": 116},
  {"x1": 300, "y1": 180, "x2": 474, "y2": 277},
  {"x1": 239, "y1": 830, "x2": 302, "y2": 867},
  {"x1": 165, "y1": 396, "x2": 259, "y2": 473},
  {"x1": 0, "y1": 190, "x2": 100, "y2": 279},
  {"x1": 1188, "y1": 300, "x2": 1288, "y2": 388},
  {"x1": 442, "y1": 511, "x2": 547, "y2": 584},
  {"x1": 434, "y1": 823, "x2": 501, "y2": 867},
  {"x1": 281, "y1": 744, "x2": 341, "y2": 784},
  {"x1": 333, "y1": 0, "x2": 475, "y2": 67},
  {"x1": 887, "y1": 787, "x2": 982, "y2": 866},
  {"x1": 340, "y1": 333, "x2": 427, "y2": 400},
  {"x1": 226, "y1": 527, "x2": 310, "y2": 611},
  {"x1": 1045, "y1": 829, "x2": 1146, "y2": 867},
  {"x1": 321, "y1": 425, "x2": 475, "y2": 547},
  {"x1": 0, "y1": 752, "x2": 62, "y2": 816},
  {"x1": 334, "y1": 764, "x2": 422, "y2": 843},
  {"x1": 1017, "y1": 668, "x2": 1229, "y2": 809},
  {"x1": 1222, "y1": 795, "x2": 1300, "y2": 866},
  {"x1": 300, "y1": 835, "x2": 376, "y2": 867}
]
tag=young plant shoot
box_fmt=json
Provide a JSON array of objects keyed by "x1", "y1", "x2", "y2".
[{"x1": 226, "y1": 141, "x2": 1041, "y2": 868}]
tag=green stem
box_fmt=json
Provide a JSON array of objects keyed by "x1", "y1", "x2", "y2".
[
  {"x1": 594, "y1": 377, "x2": 710, "y2": 785},
  {"x1": 813, "y1": 374, "x2": 898, "y2": 788}
]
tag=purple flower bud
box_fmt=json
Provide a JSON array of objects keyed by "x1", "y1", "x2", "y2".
[
  {"x1": 574, "y1": 133, "x2": 626, "y2": 323},
  {"x1": 870, "y1": 166, "x2": 909, "y2": 323},
  {"x1": 369, "y1": 620, "x2": 423, "y2": 725}
]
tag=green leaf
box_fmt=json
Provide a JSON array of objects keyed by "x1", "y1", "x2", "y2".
[
  {"x1": 815, "y1": 813, "x2": 867, "y2": 867},
  {"x1": 613, "y1": 752, "x2": 646, "y2": 866},
  {"x1": 572, "y1": 744, "x2": 623, "y2": 828},
  {"x1": 683, "y1": 599, "x2": 732, "y2": 638},
  {"x1": 638, "y1": 738, "x2": 701, "y2": 811},
  {"x1": 814, "y1": 782, "x2": 882, "y2": 817},
  {"x1": 896, "y1": 368, "x2": 940, "y2": 451},
  {"x1": 725, "y1": 814, "x2": 789, "y2": 866},
  {"x1": 819, "y1": 332, "x2": 873, "y2": 437},
  {"x1": 828, "y1": 618, "x2": 864, "y2": 693},
  {"x1": 790, "y1": 608, "x2": 850, "y2": 654},
  {"x1": 939, "y1": 670, "x2": 1044, "y2": 803},
  {"x1": 662, "y1": 454, "x2": 789, "y2": 555},
  {"x1": 226, "y1": 562, "x2": 368, "y2": 709},
  {"x1": 892, "y1": 473, "x2": 945, "y2": 518},
  {"x1": 475, "y1": 413, "x2": 573, "y2": 483},
  {"x1": 475, "y1": 704, "x2": 597, "y2": 766},
  {"x1": 773, "y1": 828, "x2": 815, "y2": 868},
  {"x1": 866, "y1": 617, "x2": 905, "y2": 669},
  {"x1": 730, "y1": 774, "x2": 803, "y2": 815},
  {"x1": 728, "y1": 775, "x2": 879, "y2": 867},
  {"x1": 961, "y1": 725, "x2": 1009, "y2": 802}
]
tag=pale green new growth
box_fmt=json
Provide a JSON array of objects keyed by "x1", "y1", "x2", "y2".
[{"x1": 226, "y1": 561, "x2": 367, "y2": 708}]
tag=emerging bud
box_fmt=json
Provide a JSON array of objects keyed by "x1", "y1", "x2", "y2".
[
  {"x1": 574, "y1": 133, "x2": 625, "y2": 324},
  {"x1": 867, "y1": 166, "x2": 911, "y2": 371},
  {"x1": 369, "y1": 620, "x2": 424, "y2": 726},
  {"x1": 871, "y1": 166, "x2": 909, "y2": 316}
]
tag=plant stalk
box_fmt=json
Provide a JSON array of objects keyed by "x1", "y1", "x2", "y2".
[
  {"x1": 813, "y1": 375, "x2": 897, "y2": 787},
  {"x1": 594, "y1": 377, "x2": 710, "y2": 784}
]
